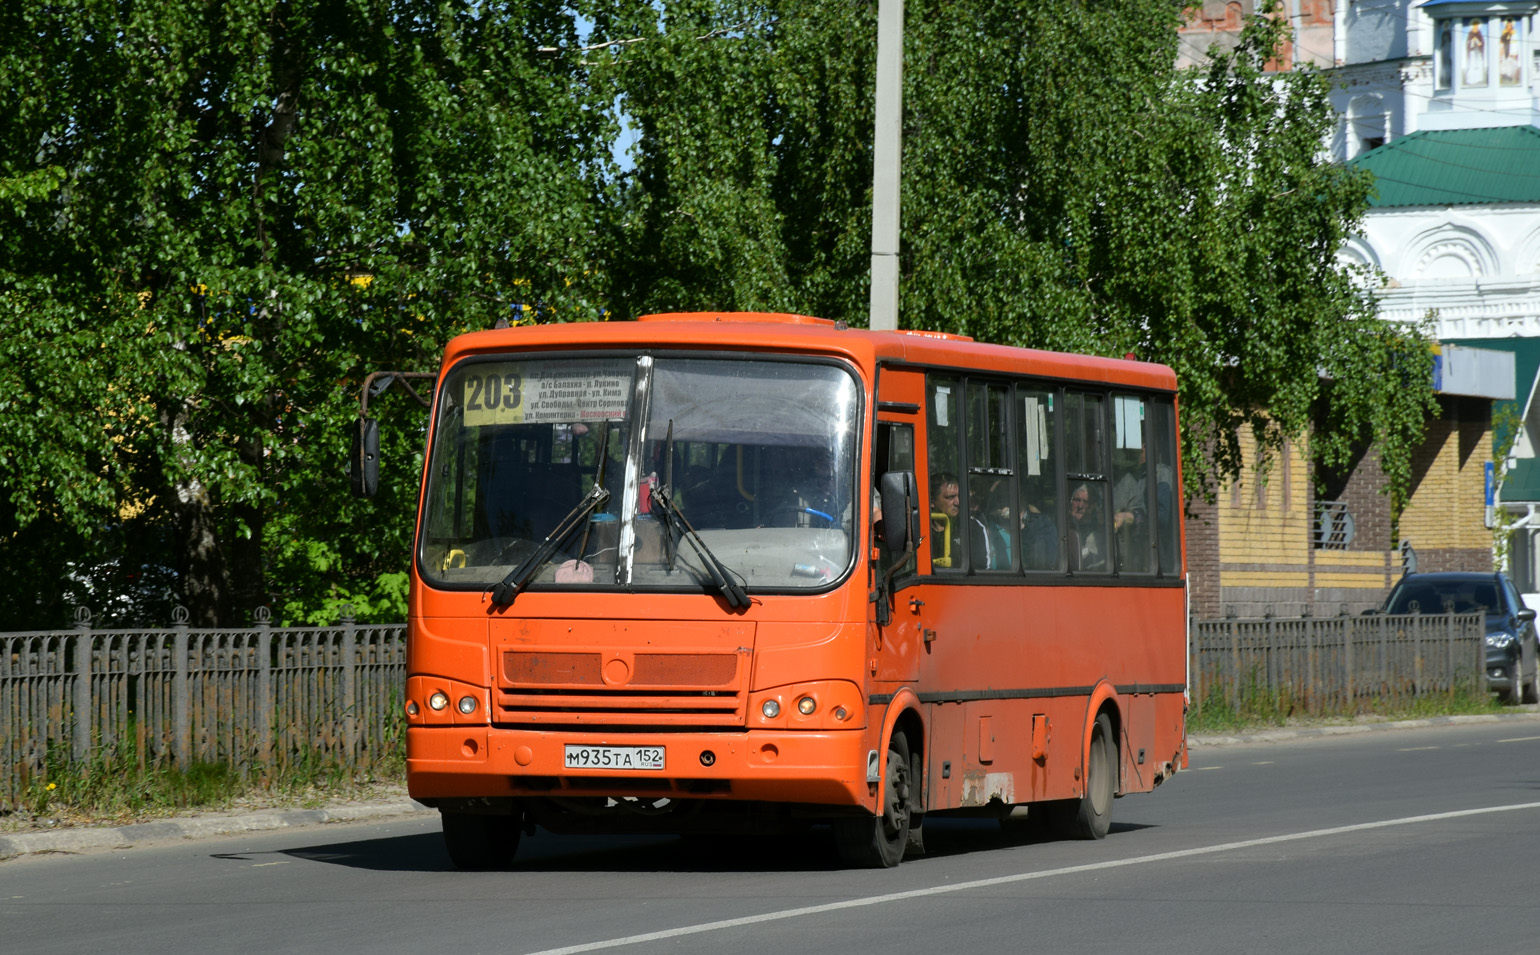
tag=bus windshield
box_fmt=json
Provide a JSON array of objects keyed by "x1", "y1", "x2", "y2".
[{"x1": 418, "y1": 354, "x2": 860, "y2": 594}]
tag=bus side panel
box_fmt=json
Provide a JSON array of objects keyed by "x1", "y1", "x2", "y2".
[
  {"x1": 914, "y1": 580, "x2": 1185, "y2": 809},
  {"x1": 922, "y1": 701, "x2": 962, "y2": 809},
  {"x1": 1120, "y1": 692, "x2": 1156, "y2": 794}
]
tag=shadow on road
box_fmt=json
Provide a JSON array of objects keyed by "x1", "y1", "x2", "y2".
[{"x1": 263, "y1": 816, "x2": 1157, "y2": 874}]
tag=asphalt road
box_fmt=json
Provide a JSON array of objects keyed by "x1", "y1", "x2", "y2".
[{"x1": 4, "y1": 720, "x2": 1539, "y2": 955}]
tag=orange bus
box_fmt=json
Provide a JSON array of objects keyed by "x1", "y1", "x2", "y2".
[{"x1": 397, "y1": 311, "x2": 1187, "y2": 868}]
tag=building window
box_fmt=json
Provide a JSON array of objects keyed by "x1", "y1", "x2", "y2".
[
  {"x1": 1436, "y1": 19, "x2": 1453, "y2": 90},
  {"x1": 1500, "y1": 18, "x2": 1523, "y2": 87},
  {"x1": 1464, "y1": 18, "x2": 1489, "y2": 88}
]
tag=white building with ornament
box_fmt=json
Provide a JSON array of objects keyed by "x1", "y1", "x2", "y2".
[{"x1": 1180, "y1": 0, "x2": 1540, "y2": 608}]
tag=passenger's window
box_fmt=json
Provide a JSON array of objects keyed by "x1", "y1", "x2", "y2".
[
  {"x1": 1017, "y1": 386, "x2": 1061, "y2": 572},
  {"x1": 927, "y1": 375, "x2": 963, "y2": 572},
  {"x1": 1111, "y1": 395, "x2": 1152, "y2": 574},
  {"x1": 966, "y1": 380, "x2": 1015, "y2": 572},
  {"x1": 1064, "y1": 392, "x2": 1110, "y2": 573},
  {"x1": 1149, "y1": 398, "x2": 1180, "y2": 575}
]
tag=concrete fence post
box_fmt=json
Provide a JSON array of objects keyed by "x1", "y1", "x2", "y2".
[
  {"x1": 1228, "y1": 617, "x2": 1240, "y2": 708},
  {"x1": 1475, "y1": 614, "x2": 1487, "y2": 696},
  {"x1": 255, "y1": 606, "x2": 273, "y2": 773},
  {"x1": 172, "y1": 605, "x2": 190, "y2": 769},
  {"x1": 1343, "y1": 615, "x2": 1354, "y2": 710},
  {"x1": 71, "y1": 607, "x2": 92, "y2": 763},
  {"x1": 1446, "y1": 610, "x2": 1456, "y2": 695},
  {"x1": 340, "y1": 604, "x2": 358, "y2": 760}
]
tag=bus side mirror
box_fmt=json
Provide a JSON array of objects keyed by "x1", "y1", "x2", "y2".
[
  {"x1": 878, "y1": 470, "x2": 918, "y2": 555},
  {"x1": 351, "y1": 417, "x2": 379, "y2": 498}
]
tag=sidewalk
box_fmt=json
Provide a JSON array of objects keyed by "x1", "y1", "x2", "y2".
[
  {"x1": 5, "y1": 710, "x2": 1539, "y2": 862},
  {"x1": 0, "y1": 794, "x2": 434, "y2": 862},
  {"x1": 1186, "y1": 708, "x2": 1540, "y2": 746}
]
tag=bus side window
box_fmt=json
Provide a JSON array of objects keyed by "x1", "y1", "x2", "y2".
[
  {"x1": 927, "y1": 375, "x2": 963, "y2": 572},
  {"x1": 966, "y1": 380, "x2": 1014, "y2": 572},
  {"x1": 1150, "y1": 398, "x2": 1180, "y2": 575},
  {"x1": 1111, "y1": 394, "x2": 1152, "y2": 574},
  {"x1": 1017, "y1": 386, "x2": 1061, "y2": 572},
  {"x1": 1064, "y1": 392, "x2": 1110, "y2": 573}
]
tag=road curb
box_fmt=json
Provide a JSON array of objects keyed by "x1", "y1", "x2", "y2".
[
  {"x1": 1188, "y1": 710, "x2": 1540, "y2": 747},
  {"x1": 0, "y1": 798, "x2": 434, "y2": 861}
]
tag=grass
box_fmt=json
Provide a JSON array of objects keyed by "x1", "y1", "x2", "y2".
[
  {"x1": 1186, "y1": 677, "x2": 1511, "y2": 735},
  {"x1": 3, "y1": 727, "x2": 405, "y2": 832}
]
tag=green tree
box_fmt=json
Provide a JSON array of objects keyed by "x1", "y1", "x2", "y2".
[
  {"x1": 0, "y1": 1, "x2": 1435, "y2": 628},
  {"x1": 0, "y1": 1, "x2": 621, "y2": 626},
  {"x1": 606, "y1": 2, "x2": 1435, "y2": 507}
]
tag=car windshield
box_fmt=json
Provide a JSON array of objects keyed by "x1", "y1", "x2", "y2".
[
  {"x1": 1385, "y1": 578, "x2": 1499, "y2": 615},
  {"x1": 418, "y1": 354, "x2": 860, "y2": 594}
]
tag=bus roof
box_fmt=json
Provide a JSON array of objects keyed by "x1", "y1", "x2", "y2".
[{"x1": 441, "y1": 312, "x2": 1178, "y2": 392}]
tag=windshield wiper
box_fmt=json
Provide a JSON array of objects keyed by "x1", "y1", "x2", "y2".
[
  {"x1": 651, "y1": 482, "x2": 750, "y2": 611},
  {"x1": 489, "y1": 483, "x2": 610, "y2": 608}
]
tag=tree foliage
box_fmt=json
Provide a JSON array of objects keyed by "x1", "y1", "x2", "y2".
[
  {"x1": 0, "y1": 0, "x2": 1434, "y2": 627},
  {"x1": 607, "y1": 3, "x2": 1435, "y2": 505},
  {"x1": 0, "y1": 0, "x2": 620, "y2": 626}
]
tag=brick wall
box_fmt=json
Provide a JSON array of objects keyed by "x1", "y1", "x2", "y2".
[
  {"x1": 1184, "y1": 398, "x2": 1496, "y2": 620},
  {"x1": 1400, "y1": 396, "x2": 1493, "y2": 557},
  {"x1": 1327, "y1": 445, "x2": 1393, "y2": 553},
  {"x1": 1185, "y1": 492, "x2": 1220, "y2": 618}
]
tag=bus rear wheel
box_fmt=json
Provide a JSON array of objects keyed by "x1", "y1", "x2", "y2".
[
  {"x1": 833, "y1": 729, "x2": 912, "y2": 868},
  {"x1": 1064, "y1": 712, "x2": 1115, "y2": 840},
  {"x1": 441, "y1": 809, "x2": 521, "y2": 870}
]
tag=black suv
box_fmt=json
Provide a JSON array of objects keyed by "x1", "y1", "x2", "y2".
[{"x1": 1378, "y1": 572, "x2": 1538, "y2": 704}]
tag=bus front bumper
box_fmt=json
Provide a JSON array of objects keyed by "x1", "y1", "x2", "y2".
[{"x1": 406, "y1": 725, "x2": 873, "y2": 808}]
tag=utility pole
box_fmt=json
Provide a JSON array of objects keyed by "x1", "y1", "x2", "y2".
[{"x1": 868, "y1": 0, "x2": 904, "y2": 331}]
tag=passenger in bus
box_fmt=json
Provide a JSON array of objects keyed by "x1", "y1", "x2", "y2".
[
  {"x1": 1020, "y1": 477, "x2": 1059, "y2": 570},
  {"x1": 1113, "y1": 448, "x2": 1149, "y2": 572},
  {"x1": 969, "y1": 477, "x2": 1014, "y2": 570},
  {"x1": 1069, "y1": 481, "x2": 1105, "y2": 571},
  {"x1": 930, "y1": 472, "x2": 961, "y2": 567}
]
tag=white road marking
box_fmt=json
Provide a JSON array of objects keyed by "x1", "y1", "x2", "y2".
[
  {"x1": 1197, "y1": 765, "x2": 1222, "y2": 771},
  {"x1": 1397, "y1": 746, "x2": 1438, "y2": 752},
  {"x1": 518, "y1": 800, "x2": 1540, "y2": 955},
  {"x1": 252, "y1": 861, "x2": 290, "y2": 867},
  {"x1": 1497, "y1": 736, "x2": 1540, "y2": 743},
  {"x1": 1251, "y1": 761, "x2": 1274, "y2": 765}
]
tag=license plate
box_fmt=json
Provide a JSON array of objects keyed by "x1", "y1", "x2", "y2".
[{"x1": 563, "y1": 744, "x2": 665, "y2": 771}]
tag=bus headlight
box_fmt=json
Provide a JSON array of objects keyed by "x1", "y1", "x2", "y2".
[
  {"x1": 429, "y1": 691, "x2": 450, "y2": 711},
  {"x1": 751, "y1": 682, "x2": 861, "y2": 728},
  {"x1": 458, "y1": 695, "x2": 478, "y2": 715}
]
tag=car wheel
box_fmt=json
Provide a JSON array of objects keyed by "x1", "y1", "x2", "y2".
[
  {"x1": 1525, "y1": 656, "x2": 1540, "y2": 705},
  {"x1": 1506, "y1": 657, "x2": 1525, "y2": 704}
]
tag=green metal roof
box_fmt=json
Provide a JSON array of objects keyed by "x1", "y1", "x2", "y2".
[{"x1": 1350, "y1": 126, "x2": 1540, "y2": 208}]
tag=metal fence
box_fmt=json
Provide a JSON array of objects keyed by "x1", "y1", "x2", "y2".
[
  {"x1": 1190, "y1": 612, "x2": 1486, "y2": 715},
  {"x1": 0, "y1": 607, "x2": 405, "y2": 811}
]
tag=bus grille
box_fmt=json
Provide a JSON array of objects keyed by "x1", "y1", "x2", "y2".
[{"x1": 497, "y1": 651, "x2": 747, "y2": 726}]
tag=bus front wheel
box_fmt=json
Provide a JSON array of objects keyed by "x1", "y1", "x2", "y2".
[
  {"x1": 833, "y1": 729, "x2": 912, "y2": 868},
  {"x1": 441, "y1": 809, "x2": 521, "y2": 870}
]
